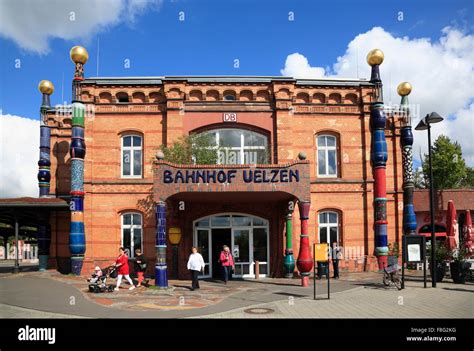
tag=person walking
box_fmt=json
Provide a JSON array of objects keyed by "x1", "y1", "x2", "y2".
[
  {"x1": 133, "y1": 248, "x2": 147, "y2": 288},
  {"x1": 187, "y1": 246, "x2": 205, "y2": 291},
  {"x1": 114, "y1": 247, "x2": 135, "y2": 291},
  {"x1": 219, "y1": 245, "x2": 235, "y2": 284},
  {"x1": 331, "y1": 241, "x2": 341, "y2": 279}
]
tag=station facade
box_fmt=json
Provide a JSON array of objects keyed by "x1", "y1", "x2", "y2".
[{"x1": 45, "y1": 75, "x2": 405, "y2": 279}]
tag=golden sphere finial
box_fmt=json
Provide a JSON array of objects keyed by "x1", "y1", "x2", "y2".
[
  {"x1": 38, "y1": 80, "x2": 54, "y2": 95},
  {"x1": 397, "y1": 82, "x2": 412, "y2": 96},
  {"x1": 367, "y1": 49, "x2": 384, "y2": 66},
  {"x1": 70, "y1": 46, "x2": 89, "y2": 64}
]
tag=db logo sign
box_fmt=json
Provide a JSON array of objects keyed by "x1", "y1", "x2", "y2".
[{"x1": 223, "y1": 113, "x2": 237, "y2": 122}]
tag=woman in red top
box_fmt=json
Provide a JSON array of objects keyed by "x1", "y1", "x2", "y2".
[
  {"x1": 219, "y1": 245, "x2": 235, "y2": 284},
  {"x1": 114, "y1": 247, "x2": 135, "y2": 291}
]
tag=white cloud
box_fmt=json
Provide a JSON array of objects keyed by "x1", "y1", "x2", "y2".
[
  {"x1": 0, "y1": 114, "x2": 39, "y2": 198},
  {"x1": 281, "y1": 27, "x2": 474, "y2": 166},
  {"x1": 281, "y1": 53, "x2": 327, "y2": 78},
  {"x1": 0, "y1": 0, "x2": 163, "y2": 54}
]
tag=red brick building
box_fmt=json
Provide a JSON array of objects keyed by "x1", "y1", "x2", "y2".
[
  {"x1": 414, "y1": 189, "x2": 474, "y2": 243},
  {"x1": 45, "y1": 76, "x2": 406, "y2": 278}
]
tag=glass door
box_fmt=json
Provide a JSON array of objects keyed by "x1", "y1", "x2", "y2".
[
  {"x1": 195, "y1": 228, "x2": 211, "y2": 278},
  {"x1": 252, "y1": 227, "x2": 269, "y2": 275},
  {"x1": 232, "y1": 228, "x2": 251, "y2": 277}
]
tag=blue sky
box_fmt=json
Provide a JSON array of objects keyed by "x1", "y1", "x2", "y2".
[
  {"x1": 0, "y1": 0, "x2": 473, "y2": 198},
  {"x1": 1, "y1": 0, "x2": 471, "y2": 119}
]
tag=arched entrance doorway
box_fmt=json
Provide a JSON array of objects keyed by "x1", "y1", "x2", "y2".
[{"x1": 193, "y1": 213, "x2": 269, "y2": 279}]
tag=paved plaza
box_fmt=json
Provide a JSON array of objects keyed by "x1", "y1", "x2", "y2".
[{"x1": 0, "y1": 270, "x2": 472, "y2": 319}]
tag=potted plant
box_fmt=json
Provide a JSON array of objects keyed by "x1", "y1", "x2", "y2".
[
  {"x1": 387, "y1": 242, "x2": 399, "y2": 267},
  {"x1": 427, "y1": 243, "x2": 449, "y2": 282},
  {"x1": 449, "y1": 246, "x2": 471, "y2": 284}
]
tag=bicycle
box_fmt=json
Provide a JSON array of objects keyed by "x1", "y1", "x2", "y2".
[{"x1": 383, "y1": 264, "x2": 402, "y2": 290}]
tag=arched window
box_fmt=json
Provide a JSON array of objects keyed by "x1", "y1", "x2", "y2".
[
  {"x1": 121, "y1": 135, "x2": 142, "y2": 177},
  {"x1": 206, "y1": 90, "x2": 219, "y2": 101},
  {"x1": 295, "y1": 92, "x2": 310, "y2": 103},
  {"x1": 121, "y1": 212, "x2": 142, "y2": 258},
  {"x1": 99, "y1": 92, "x2": 112, "y2": 103},
  {"x1": 116, "y1": 92, "x2": 129, "y2": 103},
  {"x1": 223, "y1": 90, "x2": 236, "y2": 101},
  {"x1": 240, "y1": 90, "x2": 253, "y2": 101},
  {"x1": 328, "y1": 93, "x2": 342, "y2": 104},
  {"x1": 131, "y1": 92, "x2": 145, "y2": 103},
  {"x1": 189, "y1": 90, "x2": 203, "y2": 101},
  {"x1": 318, "y1": 211, "x2": 340, "y2": 244},
  {"x1": 313, "y1": 93, "x2": 326, "y2": 104},
  {"x1": 317, "y1": 134, "x2": 338, "y2": 177},
  {"x1": 201, "y1": 128, "x2": 269, "y2": 165}
]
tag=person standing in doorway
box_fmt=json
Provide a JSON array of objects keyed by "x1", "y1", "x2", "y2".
[
  {"x1": 219, "y1": 245, "x2": 235, "y2": 284},
  {"x1": 331, "y1": 241, "x2": 341, "y2": 279},
  {"x1": 133, "y1": 248, "x2": 148, "y2": 288},
  {"x1": 114, "y1": 247, "x2": 135, "y2": 291},
  {"x1": 187, "y1": 247, "x2": 205, "y2": 291}
]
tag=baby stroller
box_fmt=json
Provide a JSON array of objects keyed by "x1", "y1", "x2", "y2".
[{"x1": 88, "y1": 265, "x2": 117, "y2": 293}]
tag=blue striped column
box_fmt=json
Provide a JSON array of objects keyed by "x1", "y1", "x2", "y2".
[
  {"x1": 155, "y1": 201, "x2": 168, "y2": 287},
  {"x1": 37, "y1": 81, "x2": 53, "y2": 197},
  {"x1": 69, "y1": 102, "x2": 86, "y2": 275},
  {"x1": 69, "y1": 46, "x2": 88, "y2": 275},
  {"x1": 398, "y1": 83, "x2": 417, "y2": 236}
]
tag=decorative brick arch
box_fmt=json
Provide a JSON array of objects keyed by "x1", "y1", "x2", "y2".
[
  {"x1": 313, "y1": 92, "x2": 326, "y2": 104},
  {"x1": 344, "y1": 93, "x2": 358, "y2": 104},
  {"x1": 206, "y1": 89, "x2": 220, "y2": 101},
  {"x1": 98, "y1": 91, "x2": 113, "y2": 103},
  {"x1": 256, "y1": 90, "x2": 270, "y2": 101},
  {"x1": 223, "y1": 89, "x2": 237, "y2": 100},
  {"x1": 295, "y1": 92, "x2": 310, "y2": 103},
  {"x1": 275, "y1": 88, "x2": 290, "y2": 100},
  {"x1": 328, "y1": 93, "x2": 342, "y2": 104},
  {"x1": 189, "y1": 89, "x2": 203, "y2": 101},
  {"x1": 116, "y1": 91, "x2": 129, "y2": 102},
  {"x1": 149, "y1": 91, "x2": 164, "y2": 103},
  {"x1": 132, "y1": 91, "x2": 146, "y2": 103},
  {"x1": 239, "y1": 89, "x2": 253, "y2": 101}
]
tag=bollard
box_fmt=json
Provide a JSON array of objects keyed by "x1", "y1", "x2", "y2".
[{"x1": 255, "y1": 260, "x2": 259, "y2": 279}]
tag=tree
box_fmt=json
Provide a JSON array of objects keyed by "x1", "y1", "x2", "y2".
[
  {"x1": 422, "y1": 135, "x2": 473, "y2": 189},
  {"x1": 159, "y1": 133, "x2": 221, "y2": 165}
]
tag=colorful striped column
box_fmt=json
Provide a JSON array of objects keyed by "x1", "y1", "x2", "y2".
[
  {"x1": 69, "y1": 46, "x2": 88, "y2": 275},
  {"x1": 296, "y1": 201, "x2": 313, "y2": 286},
  {"x1": 37, "y1": 80, "x2": 54, "y2": 197},
  {"x1": 367, "y1": 49, "x2": 389, "y2": 269},
  {"x1": 37, "y1": 80, "x2": 54, "y2": 271},
  {"x1": 398, "y1": 82, "x2": 417, "y2": 236},
  {"x1": 283, "y1": 212, "x2": 295, "y2": 278},
  {"x1": 155, "y1": 201, "x2": 169, "y2": 287}
]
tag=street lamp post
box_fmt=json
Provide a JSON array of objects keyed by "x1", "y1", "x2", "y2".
[
  {"x1": 13, "y1": 216, "x2": 20, "y2": 274},
  {"x1": 415, "y1": 112, "x2": 443, "y2": 288}
]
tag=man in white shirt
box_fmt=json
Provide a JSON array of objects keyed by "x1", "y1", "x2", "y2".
[{"x1": 187, "y1": 246, "x2": 205, "y2": 291}]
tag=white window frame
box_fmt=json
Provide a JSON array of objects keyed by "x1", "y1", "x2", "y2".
[
  {"x1": 318, "y1": 211, "x2": 340, "y2": 245},
  {"x1": 121, "y1": 135, "x2": 142, "y2": 178},
  {"x1": 120, "y1": 212, "x2": 143, "y2": 259},
  {"x1": 317, "y1": 134, "x2": 338, "y2": 178},
  {"x1": 203, "y1": 128, "x2": 268, "y2": 165}
]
